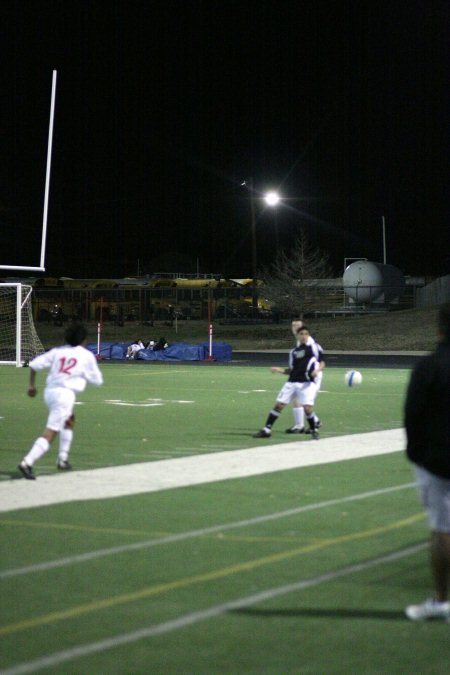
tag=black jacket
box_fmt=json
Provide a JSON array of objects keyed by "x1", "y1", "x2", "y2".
[{"x1": 404, "y1": 341, "x2": 450, "y2": 478}]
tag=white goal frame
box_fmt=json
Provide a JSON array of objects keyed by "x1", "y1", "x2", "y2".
[
  {"x1": 0, "y1": 70, "x2": 57, "y2": 272},
  {"x1": 0, "y1": 283, "x2": 45, "y2": 366}
]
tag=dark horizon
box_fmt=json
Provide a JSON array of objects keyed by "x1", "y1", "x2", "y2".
[{"x1": 1, "y1": 1, "x2": 448, "y2": 280}]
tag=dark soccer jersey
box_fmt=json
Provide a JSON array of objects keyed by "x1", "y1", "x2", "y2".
[{"x1": 288, "y1": 343, "x2": 323, "y2": 382}]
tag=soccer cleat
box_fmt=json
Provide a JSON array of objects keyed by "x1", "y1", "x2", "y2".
[
  {"x1": 305, "y1": 420, "x2": 322, "y2": 434},
  {"x1": 405, "y1": 599, "x2": 450, "y2": 621},
  {"x1": 57, "y1": 460, "x2": 72, "y2": 471},
  {"x1": 253, "y1": 429, "x2": 271, "y2": 438},
  {"x1": 18, "y1": 461, "x2": 35, "y2": 480},
  {"x1": 310, "y1": 430, "x2": 320, "y2": 440},
  {"x1": 285, "y1": 426, "x2": 305, "y2": 434}
]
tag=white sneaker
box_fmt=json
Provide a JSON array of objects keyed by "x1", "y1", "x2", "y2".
[{"x1": 405, "y1": 598, "x2": 450, "y2": 621}]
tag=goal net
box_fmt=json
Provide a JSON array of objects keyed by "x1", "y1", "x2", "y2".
[{"x1": 0, "y1": 284, "x2": 45, "y2": 366}]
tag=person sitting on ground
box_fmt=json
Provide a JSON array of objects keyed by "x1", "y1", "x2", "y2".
[
  {"x1": 153, "y1": 337, "x2": 169, "y2": 351},
  {"x1": 126, "y1": 339, "x2": 145, "y2": 359}
]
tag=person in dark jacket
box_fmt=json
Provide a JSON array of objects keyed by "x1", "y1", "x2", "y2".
[
  {"x1": 153, "y1": 337, "x2": 168, "y2": 351},
  {"x1": 404, "y1": 304, "x2": 450, "y2": 621}
]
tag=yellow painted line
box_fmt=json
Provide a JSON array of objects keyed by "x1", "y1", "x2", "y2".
[
  {"x1": 0, "y1": 523, "x2": 356, "y2": 545},
  {"x1": 214, "y1": 534, "x2": 315, "y2": 543},
  {"x1": 0, "y1": 512, "x2": 425, "y2": 637},
  {"x1": 0, "y1": 519, "x2": 169, "y2": 538},
  {"x1": 0, "y1": 521, "x2": 321, "y2": 544}
]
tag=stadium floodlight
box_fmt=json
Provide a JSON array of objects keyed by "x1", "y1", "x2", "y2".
[{"x1": 264, "y1": 191, "x2": 280, "y2": 207}]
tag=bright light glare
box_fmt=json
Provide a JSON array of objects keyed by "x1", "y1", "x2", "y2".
[{"x1": 264, "y1": 191, "x2": 280, "y2": 206}]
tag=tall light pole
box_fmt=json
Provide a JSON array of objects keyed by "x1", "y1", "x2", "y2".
[
  {"x1": 241, "y1": 179, "x2": 258, "y2": 316},
  {"x1": 381, "y1": 215, "x2": 387, "y2": 264},
  {"x1": 249, "y1": 179, "x2": 258, "y2": 315},
  {"x1": 264, "y1": 191, "x2": 281, "y2": 250},
  {"x1": 242, "y1": 181, "x2": 281, "y2": 317}
]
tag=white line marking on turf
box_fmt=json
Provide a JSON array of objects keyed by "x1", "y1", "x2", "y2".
[
  {"x1": 0, "y1": 428, "x2": 406, "y2": 512},
  {"x1": 238, "y1": 390, "x2": 268, "y2": 393},
  {"x1": 107, "y1": 402, "x2": 164, "y2": 407},
  {"x1": 0, "y1": 482, "x2": 414, "y2": 579},
  {"x1": 0, "y1": 542, "x2": 427, "y2": 675}
]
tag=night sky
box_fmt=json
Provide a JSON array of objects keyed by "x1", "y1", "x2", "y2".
[{"x1": 1, "y1": 1, "x2": 448, "y2": 280}]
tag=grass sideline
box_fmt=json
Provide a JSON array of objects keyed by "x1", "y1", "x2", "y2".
[
  {"x1": 2, "y1": 365, "x2": 449, "y2": 673},
  {"x1": 33, "y1": 304, "x2": 441, "y2": 352}
]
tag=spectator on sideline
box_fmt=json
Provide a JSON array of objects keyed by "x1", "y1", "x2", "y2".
[
  {"x1": 17, "y1": 323, "x2": 104, "y2": 480},
  {"x1": 153, "y1": 337, "x2": 169, "y2": 351},
  {"x1": 404, "y1": 304, "x2": 450, "y2": 621},
  {"x1": 253, "y1": 326, "x2": 325, "y2": 439},
  {"x1": 126, "y1": 339, "x2": 145, "y2": 359}
]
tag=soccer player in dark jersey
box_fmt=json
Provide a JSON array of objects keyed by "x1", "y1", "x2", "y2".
[
  {"x1": 253, "y1": 326, "x2": 325, "y2": 439},
  {"x1": 287, "y1": 318, "x2": 324, "y2": 433}
]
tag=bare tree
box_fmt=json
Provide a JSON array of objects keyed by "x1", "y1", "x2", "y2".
[{"x1": 261, "y1": 230, "x2": 335, "y2": 318}]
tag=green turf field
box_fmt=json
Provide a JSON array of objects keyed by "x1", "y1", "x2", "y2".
[
  {"x1": 1, "y1": 364, "x2": 449, "y2": 674},
  {"x1": 2, "y1": 364, "x2": 407, "y2": 471}
]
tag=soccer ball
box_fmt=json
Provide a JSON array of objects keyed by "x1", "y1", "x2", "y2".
[{"x1": 345, "y1": 370, "x2": 362, "y2": 387}]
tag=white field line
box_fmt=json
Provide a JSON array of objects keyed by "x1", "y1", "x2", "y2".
[
  {"x1": 1, "y1": 428, "x2": 406, "y2": 513},
  {"x1": 0, "y1": 482, "x2": 415, "y2": 579},
  {"x1": 0, "y1": 542, "x2": 427, "y2": 675}
]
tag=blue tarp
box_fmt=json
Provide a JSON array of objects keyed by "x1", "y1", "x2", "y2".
[
  {"x1": 86, "y1": 341, "x2": 232, "y2": 362},
  {"x1": 86, "y1": 342, "x2": 117, "y2": 359},
  {"x1": 137, "y1": 343, "x2": 204, "y2": 361},
  {"x1": 110, "y1": 343, "x2": 129, "y2": 359}
]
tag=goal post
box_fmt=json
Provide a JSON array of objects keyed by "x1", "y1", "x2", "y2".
[
  {"x1": 0, "y1": 69, "x2": 57, "y2": 273},
  {"x1": 0, "y1": 283, "x2": 45, "y2": 366}
]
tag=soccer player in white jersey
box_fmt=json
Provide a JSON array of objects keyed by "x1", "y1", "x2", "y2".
[
  {"x1": 286, "y1": 318, "x2": 324, "y2": 434},
  {"x1": 17, "y1": 324, "x2": 103, "y2": 480}
]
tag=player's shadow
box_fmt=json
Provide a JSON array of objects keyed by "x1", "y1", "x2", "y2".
[{"x1": 230, "y1": 607, "x2": 405, "y2": 621}]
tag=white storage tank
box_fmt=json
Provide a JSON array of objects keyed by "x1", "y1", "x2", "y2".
[{"x1": 343, "y1": 260, "x2": 405, "y2": 304}]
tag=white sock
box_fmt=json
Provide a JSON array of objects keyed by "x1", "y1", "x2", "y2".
[
  {"x1": 24, "y1": 437, "x2": 50, "y2": 466},
  {"x1": 293, "y1": 407, "x2": 304, "y2": 428},
  {"x1": 58, "y1": 429, "x2": 73, "y2": 462}
]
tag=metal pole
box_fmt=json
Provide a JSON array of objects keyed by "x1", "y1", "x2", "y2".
[
  {"x1": 40, "y1": 70, "x2": 57, "y2": 271},
  {"x1": 274, "y1": 207, "x2": 279, "y2": 250},
  {"x1": 249, "y1": 178, "x2": 258, "y2": 316},
  {"x1": 16, "y1": 284, "x2": 22, "y2": 367},
  {"x1": 382, "y1": 215, "x2": 386, "y2": 264}
]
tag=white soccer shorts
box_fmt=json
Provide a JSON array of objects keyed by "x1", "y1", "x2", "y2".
[
  {"x1": 277, "y1": 381, "x2": 317, "y2": 407},
  {"x1": 415, "y1": 465, "x2": 450, "y2": 533},
  {"x1": 44, "y1": 387, "x2": 76, "y2": 432}
]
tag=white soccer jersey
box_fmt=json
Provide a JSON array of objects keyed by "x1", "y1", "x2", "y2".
[{"x1": 29, "y1": 345, "x2": 103, "y2": 392}]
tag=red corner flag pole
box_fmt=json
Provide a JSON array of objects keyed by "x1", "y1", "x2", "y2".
[
  {"x1": 206, "y1": 291, "x2": 215, "y2": 361},
  {"x1": 96, "y1": 297, "x2": 103, "y2": 361}
]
